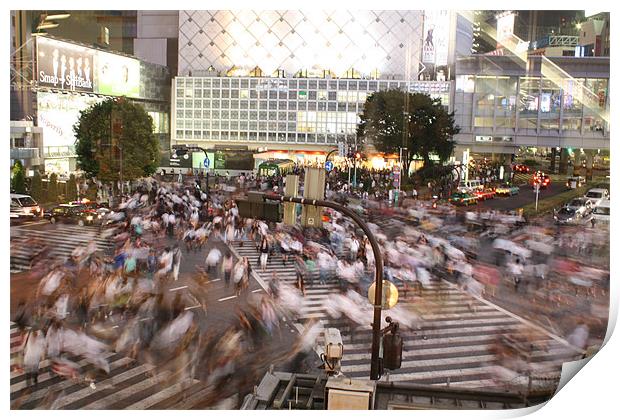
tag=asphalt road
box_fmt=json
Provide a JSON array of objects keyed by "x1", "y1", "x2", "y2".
[
  {"x1": 477, "y1": 180, "x2": 566, "y2": 211},
  {"x1": 444, "y1": 182, "x2": 566, "y2": 211}
]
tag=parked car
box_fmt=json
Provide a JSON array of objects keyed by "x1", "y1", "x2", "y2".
[
  {"x1": 565, "y1": 198, "x2": 593, "y2": 217},
  {"x1": 495, "y1": 183, "x2": 520, "y2": 196},
  {"x1": 474, "y1": 188, "x2": 496, "y2": 201},
  {"x1": 43, "y1": 204, "x2": 97, "y2": 226},
  {"x1": 10, "y1": 194, "x2": 41, "y2": 219},
  {"x1": 530, "y1": 171, "x2": 551, "y2": 189},
  {"x1": 457, "y1": 179, "x2": 484, "y2": 193},
  {"x1": 512, "y1": 163, "x2": 530, "y2": 174},
  {"x1": 584, "y1": 188, "x2": 610, "y2": 207},
  {"x1": 449, "y1": 192, "x2": 478, "y2": 206},
  {"x1": 553, "y1": 207, "x2": 584, "y2": 225},
  {"x1": 591, "y1": 199, "x2": 610, "y2": 225},
  {"x1": 566, "y1": 176, "x2": 585, "y2": 190}
]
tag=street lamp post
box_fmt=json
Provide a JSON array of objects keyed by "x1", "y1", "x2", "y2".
[{"x1": 274, "y1": 194, "x2": 385, "y2": 380}]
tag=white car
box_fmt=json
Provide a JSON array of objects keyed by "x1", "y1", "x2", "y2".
[
  {"x1": 584, "y1": 188, "x2": 610, "y2": 207},
  {"x1": 10, "y1": 194, "x2": 41, "y2": 219},
  {"x1": 565, "y1": 197, "x2": 593, "y2": 217},
  {"x1": 591, "y1": 199, "x2": 610, "y2": 225}
]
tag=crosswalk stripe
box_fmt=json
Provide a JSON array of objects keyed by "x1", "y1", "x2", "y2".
[
  {"x1": 230, "y1": 231, "x2": 579, "y2": 389},
  {"x1": 11, "y1": 225, "x2": 113, "y2": 273}
]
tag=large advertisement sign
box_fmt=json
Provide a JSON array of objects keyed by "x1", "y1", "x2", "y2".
[
  {"x1": 36, "y1": 37, "x2": 94, "y2": 92},
  {"x1": 37, "y1": 91, "x2": 103, "y2": 148},
  {"x1": 96, "y1": 51, "x2": 140, "y2": 98},
  {"x1": 422, "y1": 10, "x2": 450, "y2": 66},
  {"x1": 496, "y1": 12, "x2": 516, "y2": 46}
]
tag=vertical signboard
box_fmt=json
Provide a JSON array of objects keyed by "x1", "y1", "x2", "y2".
[
  {"x1": 36, "y1": 37, "x2": 94, "y2": 92},
  {"x1": 422, "y1": 10, "x2": 450, "y2": 66}
]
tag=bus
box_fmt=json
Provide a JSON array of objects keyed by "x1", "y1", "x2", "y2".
[{"x1": 257, "y1": 159, "x2": 295, "y2": 177}]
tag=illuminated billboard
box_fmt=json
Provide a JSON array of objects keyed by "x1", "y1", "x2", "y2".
[
  {"x1": 36, "y1": 37, "x2": 94, "y2": 93},
  {"x1": 422, "y1": 10, "x2": 450, "y2": 66},
  {"x1": 37, "y1": 91, "x2": 103, "y2": 148},
  {"x1": 95, "y1": 51, "x2": 141, "y2": 97}
]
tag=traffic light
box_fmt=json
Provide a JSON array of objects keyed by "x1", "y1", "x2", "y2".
[{"x1": 382, "y1": 331, "x2": 403, "y2": 370}]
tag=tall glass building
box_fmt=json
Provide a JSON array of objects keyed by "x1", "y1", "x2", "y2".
[
  {"x1": 173, "y1": 77, "x2": 451, "y2": 150},
  {"x1": 173, "y1": 10, "x2": 470, "y2": 164}
]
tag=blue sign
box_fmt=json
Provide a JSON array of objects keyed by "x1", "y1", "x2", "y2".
[
  {"x1": 325, "y1": 161, "x2": 334, "y2": 172},
  {"x1": 203, "y1": 157, "x2": 210, "y2": 168}
]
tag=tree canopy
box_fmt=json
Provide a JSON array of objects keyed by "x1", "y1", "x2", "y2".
[
  {"x1": 11, "y1": 161, "x2": 26, "y2": 194},
  {"x1": 66, "y1": 174, "x2": 78, "y2": 202},
  {"x1": 74, "y1": 97, "x2": 159, "y2": 183},
  {"x1": 30, "y1": 171, "x2": 43, "y2": 202},
  {"x1": 47, "y1": 173, "x2": 59, "y2": 203},
  {"x1": 357, "y1": 90, "x2": 459, "y2": 168}
]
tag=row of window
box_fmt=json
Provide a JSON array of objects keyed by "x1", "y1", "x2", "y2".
[
  {"x1": 177, "y1": 88, "x2": 372, "y2": 101},
  {"x1": 176, "y1": 99, "x2": 365, "y2": 111},
  {"x1": 471, "y1": 114, "x2": 606, "y2": 132},
  {"x1": 174, "y1": 130, "x2": 351, "y2": 143},
  {"x1": 457, "y1": 75, "x2": 608, "y2": 109},
  {"x1": 177, "y1": 110, "x2": 358, "y2": 122},
  {"x1": 176, "y1": 120, "x2": 358, "y2": 133},
  {"x1": 178, "y1": 77, "x2": 410, "y2": 91}
]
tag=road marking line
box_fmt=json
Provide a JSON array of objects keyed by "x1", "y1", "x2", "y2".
[
  {"x1": 251, "y1": 289, "x2": 262, "y2": 293},
  {"x1": 218, "y1": 295, "x2": 237, "y2": 302},
  {"x1": 210, "y1": 278, "x2": 222, "y2": 282},
  {"x1": 169, "y1": 285, "x2": 188, "y2": 291},
  {"x1": 184, "y1": 305, "x2": 202, "y2": 310}
]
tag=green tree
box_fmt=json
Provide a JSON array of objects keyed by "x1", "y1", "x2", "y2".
[
  {"x1": 74, "y1": 97, "x2": 159, "y2": 187},
  {"x1": 30, "y1": 171, "x2": 43, "y2": 202},
  {"x1": 11, "y1": 161, "x2": 27, "y2": 194},
  {"x1": 67, "y1": 174, "x2": 78, "y2": 201},
  {"x1": 357, "y1": 90, "x2": 460, "y2": 170},
  {"x1": 47, "y1": 173, "x2": 59, "y2": 203}
]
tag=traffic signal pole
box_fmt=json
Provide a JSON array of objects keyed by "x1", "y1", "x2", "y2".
[{"x1": 273, "y1": 194, "x2": 385, "y2": 380}]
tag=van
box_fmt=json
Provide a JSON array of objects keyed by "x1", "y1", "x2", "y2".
[
  {"x1": 10, "y1": 194, "x2": 40, "y2": 219},
  {"x1": 591, "y1": 199, "x2": 610, "y2": 225},
  {"x1": 457, "y1": 180, "x2": 483, "y2": 193},
  {"x1": 584, "y1": 188, "x2": 610, "y2": 207}
]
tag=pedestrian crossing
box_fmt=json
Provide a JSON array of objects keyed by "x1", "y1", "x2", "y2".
[
  {"x1": 230, "y1": 241, "x2": 581, "y2": 391},
  {"x1": 9, "y1": 323, "x2": 210, "y2": 409},
  {"x1": 10, "y1": 224, "x2": 114, "y2": 273}
]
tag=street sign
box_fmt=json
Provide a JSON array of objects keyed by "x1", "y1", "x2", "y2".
[
  {"x1": 204, "y1": 157, "x2": 210, "y2": 168},
  {"x1": 393, "y1": 165, "x2": 401, "y2": 174},
  {"x1": 325, "y1": 161, "x2": 334, "y2": 172},
  {"x1": 368, "y1": 280, "x2": 399, "y2": 310}
]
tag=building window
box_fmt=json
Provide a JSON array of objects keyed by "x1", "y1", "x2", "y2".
[
  {"x1": 562, "y1": 78, "x2": 583, "y2": 131},
  {"x1": 456, "y1": 75, "x2": 475, "y2": 93},
  {"x1": 585, "y1": 78, "x2": 608, "y2": 108},
  {"x1": 539, "y1": 79, "x2": 561, "y2": 131},
  {"x1": 518, "y1": 77, "x2": 540, "y2": 131}
]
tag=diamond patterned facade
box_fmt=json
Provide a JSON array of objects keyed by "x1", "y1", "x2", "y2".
[{"x1": 179, "y1": 10, "x2": 424, "y2": 78}]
